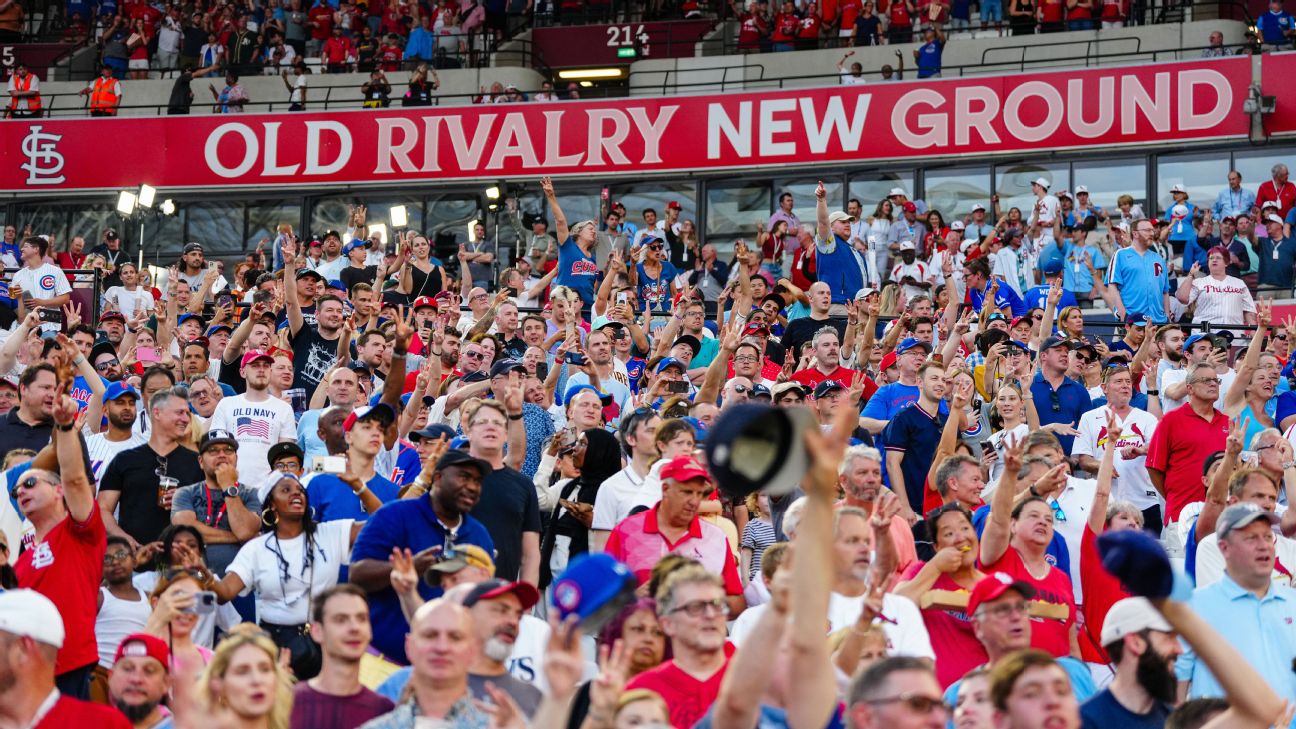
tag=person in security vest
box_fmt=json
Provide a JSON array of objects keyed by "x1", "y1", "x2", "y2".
[
  {"x1": 6, "y1": 62, "x2": 41, "y2": 118},
  {"x1": 79, "y1": 64, "x2": 123, "y2": 117}
]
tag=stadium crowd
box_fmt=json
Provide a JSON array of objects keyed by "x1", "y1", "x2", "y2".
[{"x1": 2, "y1": 162, "x2": 1296, "y2": 729}]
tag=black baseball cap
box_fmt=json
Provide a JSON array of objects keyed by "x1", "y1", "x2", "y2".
[
  {"x1": 267, "y1": 441, "x2": 305, "y2": 467},
  {"x1": 488, "y1": 359, "x2": 526, "y2": 379},
  {"x1": 435, "y1": 449, "x2": 492, "y2": 478},
  {"x1": 199, "y1": 429, "x2": 238, "y2": 453}
]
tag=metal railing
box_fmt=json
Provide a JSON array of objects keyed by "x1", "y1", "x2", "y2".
[{"x1": 3, "y1": 267, "x2": 103, "y2": 324}]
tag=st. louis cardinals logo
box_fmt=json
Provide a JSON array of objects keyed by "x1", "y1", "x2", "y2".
[{"x1": 20, "y1": 125, "x2": 65, "y2": 185}]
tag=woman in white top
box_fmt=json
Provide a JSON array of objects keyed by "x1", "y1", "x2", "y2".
[{"x1": 1177, "y1": 245, "x2": 1257, "y2": 328}]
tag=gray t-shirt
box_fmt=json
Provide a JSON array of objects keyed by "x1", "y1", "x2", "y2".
[{"x1": 171, "y1": 481, "x2": 264, "y2": 575}]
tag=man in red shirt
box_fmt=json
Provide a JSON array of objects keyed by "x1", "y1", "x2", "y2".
[
  {"x1": 1146, "y1": 361, "x2": 1230, "y2": 524},
  {"x1": 625, "y1": 565, "x2": 735, "y2": 729},
  {"x1": 307, "y1": 0, "x2": 335, "y2": 56},
  {"x1": 790, "y1": 325, "x2": 878, "y2": 402},
  {"x1": 1256, "y1": 163, "x2": 1296, "y2": 219},
  {"x1": 322, "y1": 24, "x2": 354, "y2": 72},
  {"x1": 0, "y1": 590, "x2": 130, "y2": 727},
  {"x1": 12, "y1": 390, "x2": 104, "y2": 700}
]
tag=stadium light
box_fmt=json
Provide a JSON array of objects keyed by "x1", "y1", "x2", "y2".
[
  {"x1": 390, "y1": 204, "x2": 408, "y2": 228},
  {"x1": 485, "y1": 186, "x2": 501, "y2": 200},
  {"x1": 557, "y1": 68, "x2": 622, "y2": 80},
  {"x1": 159, "y1": 199, "x2": 177, "y2": 216},
  {"x1": 116, "y1": 191, "x2": 137, "y2": 216},
  {"x1": 137, "y1": 184, "x2": 157, "y2": 209}
]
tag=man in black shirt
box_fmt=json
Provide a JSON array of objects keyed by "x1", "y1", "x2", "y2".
[
  {"x1": 99, "y1": 387, "x2": 204, "y2": 549},
  {"x1": 283, "y1": 237, "x2": 343, "y2": 392},
  {"x1": 465, "y1": 400, "x2": 540, "y2": 584},
  {"x1": 780, "y1": 281, "x2": 846, "y2": 361},
  {"x1": 339, "y1": 238, "x2": 378, "y2": 292}
]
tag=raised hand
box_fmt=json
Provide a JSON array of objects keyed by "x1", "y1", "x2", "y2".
[
  {"x1": 1001, "y1": 433, "x2": 1025, "y2": 475},
  {"x1": 1226, "y1": 415, "x2": 1248, "y2": 458},
  {"x1": 389, "y1": 547, "x2": 419, "y2": 597},
  {"x1": 589, "y1": 639, "x2": 632, "y2": 720},
  {"x1": 540, "y1": 176, "x2": 555, "y2": 196},
  {"x1": 815, "y1": 180, "x2": 826, "y2": 199},
  {"x1": 62, "y1": 301, "x2": 83, "y2": 329},
  {"x1": 542, "y1": 614, "x2": 585, "y2": 699}
]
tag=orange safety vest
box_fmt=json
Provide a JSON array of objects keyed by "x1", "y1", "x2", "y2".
[
  {"x1": 9, "y1": 73, "x2": 40, "y2": 113},
  {"x1": 89, "y1": 77, "x2": 119, "y2": 114}
]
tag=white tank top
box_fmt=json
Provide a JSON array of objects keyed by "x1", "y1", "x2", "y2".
[{"x1": 96, "y1": 586, "x2": 152, "y2": 668}]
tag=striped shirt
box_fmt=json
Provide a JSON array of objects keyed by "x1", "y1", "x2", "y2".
[
  {"x1": 740, "y1": 518, "x2": 778, "y2": 581},
  {"x1": 85, "y1": 431, "x2": 146, "y2": 490}
]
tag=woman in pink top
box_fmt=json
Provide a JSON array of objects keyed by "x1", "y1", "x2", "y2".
[{"x1": 143, "y1": 570, "x2": 216, "y2": 671}]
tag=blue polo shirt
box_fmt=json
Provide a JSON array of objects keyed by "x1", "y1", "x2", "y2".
[
  {"x1": 306, "y1": 472, "x2": 400, "y2": 523},
  {"x1": 1107, "y1": 246, "x2": 1169, "y2": 323},
  {"x1": 815, "y1": 233, "x2": 868, "y2": 305},
  {"x1": 350, "y1": 497, "x2": 496, "y2": 664},
  {"x1": 1175, "y1": 574, "x2": 1296, "y2": 702},
  {"x1": 1022, "y1": 285, "x2": 1078, "y2": 313},
  {"x1": 1062, "y1": 242, "x2": 1106, "y2": 293},
  {"x1": 967, "y1": 277, "x2": 1028, "y2": 316},
  {"x1": 880, "y1": 400, "x2": 944, "y2": 514},
  {"x1": 1030, "y1": 372, "x2": 1091, "y2": 453}
]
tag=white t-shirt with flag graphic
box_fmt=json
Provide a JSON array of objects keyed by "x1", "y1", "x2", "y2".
[{"x1": 208, "y1": 394, "x2": 297, "y2": 489}]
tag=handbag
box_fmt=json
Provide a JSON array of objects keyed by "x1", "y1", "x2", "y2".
[{"x1": 260, "y1": 620, "x2": 322, "y2": 679}]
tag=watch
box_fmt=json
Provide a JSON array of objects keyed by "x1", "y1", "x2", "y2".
[
  {"x1": 1146, "y1": 389, "x2": 1159, "y2": 396},
  {"x1": 223, "y1": 486, "x2": 240, "y2": 499}
]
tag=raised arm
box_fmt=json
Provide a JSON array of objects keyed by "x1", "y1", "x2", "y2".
[
  {"x1": 282, "y1": 237, "x2": 305, "y2": 336},
  {"x1": 541, "y1": 177, "x2": 569, "y2": 244},
  {"x1": 980, "y1": 433, "x2": 1024, "y2": 567},
  {"x1": 0, "y1": 311, "x2": 38, "y2": 375},
  {"x1": 927, "y1": 377, "x2": 971, "y2": 492},
  {"x1": 695, "y1": 329, "x2": 739, "y2": 406},
  {"x1": 1197, "y1": 415, "x2": 1244, "y2": 541},
  {"x1": 1086, "y1": 409, "x2": 1119, "y2": 535},
  {"x1": 225, "y1": 301, "x2": 268, "y2": 364},
  {"x1": 52, "y1": 393, "x2": 94, "y2": 522},
  {"x1": 1223, "y1": 299, "x2": 1269, "y2": 414},
  {"x1": 814, "y1": 180, "x2": 829, "y2": 241}
]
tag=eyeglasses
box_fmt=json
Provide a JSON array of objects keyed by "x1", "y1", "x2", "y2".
[
  {"x1": 977, "y1": 601, "x2": 1029, "y2": 620},
  {"x1": 670, "y1": 598, "x2": 729, "y2": 618},
  {"x1": 9, "y1": 474, "x2": 50, "y2": 499},
  {"x1": 190, "y1": 388, "x2": 212, "y2": 400},
  {"x1": 94, "y1": 358, "x2": 120, "y2": 371},
  {"x1": 734, "y1": 355, "x2": 759, "y2": 364},
  {"x1": 864, "y1": 694, "x2": 950, "y2": 716},
  {"x1": 684, "y1": 310, "x2": 705, "y2": 318},
  {"x1": 104, "y1": 550, "x2": 132, "y2": 564},
  {"x1": 205, "y1": 445, "x2": 237, "y2": 455},
  {"x1": 272, "y1": 460, "x2": 301, "y2": 472},
  {"x1": 1190, "y1": 377, "x2": 1222, "y2": 385},
  {"x1": 470, "y1": 293, "x2": 488, "y2": 302}
]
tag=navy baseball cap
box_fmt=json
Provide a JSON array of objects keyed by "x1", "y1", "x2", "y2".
[
  {"x1": 488, "y1": 359, "x2": 526, "y2": 379},
  {"x1": 1040, "y1": 260, "x2": 1064, "y2": 275},
  {"x1": 813, "y1": 379, "x2": 844, "y2": 399},
  {"x1": 1125, "y1": 313, "x2": 1148, "y2": 327},
  {"x1": 1040, "y1": 335, "x2": 1070, "y2": 351}
]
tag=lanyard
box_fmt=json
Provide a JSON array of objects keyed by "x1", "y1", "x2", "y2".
[{"x1": 204, "y1": 485, "x2": 227, "y2": 528}]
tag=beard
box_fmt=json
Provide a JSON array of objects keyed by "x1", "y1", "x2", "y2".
[
  {"x1": 113, "y1": 697, "x2": 161, "y2": 723},
  {"x1": 1135, "y1": 645, "x2": 1178, "y2": 704},
  {"x1": 1165, "y1": 348, "x2": 1184, "y2": 363},
  {"x1": 483, "y1": 636, "x2": 512, "y2": 663}
]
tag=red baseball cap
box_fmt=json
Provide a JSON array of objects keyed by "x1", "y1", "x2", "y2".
[
  {"x1": 412, "y1": 296, "x2": 437, "y2": 310},
  {"x1": 742, "y1": 322, "x2": 771, "y2": 336},
  {"x1": 878, "y1": 351, "x2": 898, "y2": 373},
  {"x1": 660, "y1": 455, "x2": 711, "y2": 484},
  {"x1": 902, "y1": 202, "x2": 917, "y2": 212},
  {"x1": 666, "y1": 200, "x2": 682, "y2": 210},
  {"x1": 343, "y1": 404, "x2": 396, "y2": 432},
  {"x1": 114, "y1": 633, "x2": 170, "y2": 671},
  {"x1": 240, "y1": 349, "x2": 274, "y2": 369},
  {"x1": 967, "y1": 572, "x2": 1035, "y2": 618}
]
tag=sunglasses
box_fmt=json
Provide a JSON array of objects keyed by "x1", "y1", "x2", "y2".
[
  {"x1": 94, "y1": 358, "x2": 120, "y2": 371},
  {"x1": 9, "y1": 474, "x2": 49, "y2": 499},
  {"x1": 732, "y1": 384, "x2": 750, "y2": 394}
]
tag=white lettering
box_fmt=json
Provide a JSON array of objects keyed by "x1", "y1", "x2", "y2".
[
  {"x1": 1177, "y1": 69, "x2": 1231, "y2": 131},
  {"x1": 801, "y1": 95, "x2": 871, "y2": 153},
  {"x1": 486, "y1": 112, "x2": 540, "y2": 169},
  {"x1": 1066, "y1": 77, "x2": 1115, "y2": 137},
  {"x1": 543, "y1": 110, "x2": 583, "y2": 167},
  {"x1": 627, "y1": 106, "x2": 678, "y2": 164},
  {"x1": 953, "y1": 86, "x2": 1000, "y2": 146},
  {"x1": 708, "y1": 101, "x2": 751, "y2": 159},
  {"x1": 444, "y1": 114, "x2": 497, "y2": 171},
  {"x1": 891, "y1": 89, "x2": 947, "y2": 148},
  {"x1": 586, "y1": 109, "x2": 631, "y2": 165},
  {"x1": 1003, "y1": 81, "x2": 1063, "y2": 143},
  {"x1": 204, "y1": 123, "x2": 258, "y2": 178},
  {"x1": 1122, "y1": 72, "x2": 1171, "y2": 134},
  {"x1": 304, "y1": 121, "x2": 351, "y2": 175},
  {"x1": 420, "y1": 116, "x2": 441, "y2": 173},
  {"x1": 758, "y1": 98, "x2": 798, "y2": 157},
  {"x1": 261, "y1": 122, "x2": 300, "y2": 176},
  {"x1": 374, "y1": 118, "x2": 419, "y2": 174}
]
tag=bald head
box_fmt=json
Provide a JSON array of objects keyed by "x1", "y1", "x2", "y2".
[{"x1": 406, "y1": 599, "x2": 479, "y2": 686}]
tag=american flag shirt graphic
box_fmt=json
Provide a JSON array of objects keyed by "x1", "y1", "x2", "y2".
[{"x1": 236, "y1": 416, "x2": 271, "y2": 439}]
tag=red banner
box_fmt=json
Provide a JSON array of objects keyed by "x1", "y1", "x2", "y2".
[
  {"x1": 2, "y1": 43, "x2": 78, "y2": 80},
  {"x1": 1, "y1": 57, "x2": 1257, "y2": 194},
  {"x1": 1262, "y1": 52, "x2": 1296, "y2": 140}
]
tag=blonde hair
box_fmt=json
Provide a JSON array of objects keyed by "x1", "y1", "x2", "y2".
[
  {"x1": 199, "y1": 625, "x2": 295, "y2": 729},
  {"x1": 617, "y1": 689, "x2": 670, "y2": 722}
]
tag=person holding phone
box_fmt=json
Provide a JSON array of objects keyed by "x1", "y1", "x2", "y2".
[
  {"x1": 101, "y1": 262, "x2": 154, "y2": 320},
  {"x1": 9, "y1": 236, "x2": 70, "y2": 319}
]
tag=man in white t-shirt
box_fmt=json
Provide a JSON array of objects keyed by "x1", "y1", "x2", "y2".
[
  {"x1": 590, "y1": 409, "x2": 657, "y2": 552},
  {"x1": 1027, "y1": 177, "x2": 1060, "y2": 245},
  {"x1": 889, "y1": 240, "x2": 932, "y2": 302},
  {"x1": 9, "y1": 236, "x2": 71, "y2": 317},
  {"x1": 1160, "y1": 333, "x2": 1235, "y2": 413},
  {"x1": 208, "y1": 349, "x2": 298, "y2": 490},
  {"x1": 102, "y1": 262, "x2": 155, "y2": 320},
  {"x1": 1072, "y1": 365, "x2": 1163, "y2": 530}
]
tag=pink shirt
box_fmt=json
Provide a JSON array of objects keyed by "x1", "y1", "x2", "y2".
[{"x1": 605, "y1": 504, "x2": 743, "y2": 596}]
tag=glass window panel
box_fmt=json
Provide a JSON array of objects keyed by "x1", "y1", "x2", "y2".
[
  {"x1": 1232, "y1": 147, "x2": 1296, "y2": 194},
  {"x1": 848, "y1": 171, "x2": 917, "y2": 217},
  {"x1": 706, "y1": 180, "x2": 770, "y2": 241},
  {"x1": 141, "y1": 211, "x2": 186, "y2": 270},
  {"x1": 246, "y1": 201, "x2": 302, "y2": 252},
  {"x1": 608, "y1": 182, "x2": 699, "y2": 236},
  {"x1": 424, "y1": 193, "x2": 486, "y2": 263},
  {"x1": 924, "y1": 165, "x2": 992, "y2": 220},
  {"x1": 773, "y1": 177, "x2": 843, "y2": 232},
  {"x1": 995, "y1": 162, "x2": 1069, "y2": 219},
  {"x1": 70, "y1": 207, "x2": 118, "y2": 250},
  {"x1": 1156, "y1": 152, "x2": 1228, "y2": 217},
  {"x1": 185, "y1": 202, "x2": 245, "y2": 256},
  {"x1": 309, "y1": 196, "x2": 360, "y2": 237},
  {"x1": 1072, "y1": 157, "x2": 1146, "y2": 213},
  {"x1": 13, "y1": 204, "x2": 69, "y2": 245}
]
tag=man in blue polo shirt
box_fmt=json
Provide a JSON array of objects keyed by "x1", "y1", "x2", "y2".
[
  {"x1": 1022, "y1": 260, "x2": 1079, "y2": 312},
  {"x1": 1257, "y1": 0, "x2": 1295, "y2": 49},
  {"x1": 882, "y1": 359, "x2": 947, "y2": 523},
  {"x1": 1108, "y1": 218, "x2": 1171, "y2": 324},
  {"x1": 813, "y1": 188, "x2": 870, "y2": 310},
  {"x1": 347, "y1": 449, "x2": 496, "y2": 664},
  {"x1": 1031, "y1": 336, "x2": 1092, "y2": 454},
  {"x1": 962, "y1": 256, "x2": 1028, "y2": 316}
]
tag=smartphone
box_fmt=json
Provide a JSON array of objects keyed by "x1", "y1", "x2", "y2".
[
  {"x1": 311, "y1": 455, "x2": 347, "y2": 474},
  {"x1": 179, "y1": 590, "x2": 218, "y2": 615},
  {"x1": 666, "y1": 380, "x2": 690, "y2": 394},
  {"x1": 616, "y1": 291, "x2": 628, "y2": 306},
  {"x1": 565, "y1": 352, "x2": 587, "y2": 366},
  {"x1": 137, "y1": 347, "x2": 161, "y2": 363},
  {"x1": 37, "y1": 308, "x2": 63, "y2": 327},
  {"x1": 980, "y1": 441, "x2": 996, "y2": 456},
  {"x1": 207, "y1": 261, "x2": 220, "y2": 271},
  {"x1": 215, "y1": 293, "x2": 234, "y2": 310}
]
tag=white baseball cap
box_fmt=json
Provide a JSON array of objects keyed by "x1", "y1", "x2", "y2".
[
  {"x1": 1263, "y1": 200, "x2": 1280, "y2": 210},
  {"x1": 888, "y1": 187, "x2": 907, "y2": 197},
  {"x1": 1170, "y1": 183, "x2": 1188, "y2": 194},
  {"x1": 1032, "y1": 177, "x2": 1050, "y2": 189},
  {"x1": 971, "y1": 203, "x2": 986, "y2": 212},
  {"x1": 1267, "y1": 213, "x2": 1285, "y2": 226},
  {"x1": 1057, "y1": 189, "x2": 1072, "y2": 199},
  {"x1": 1101, "y1": 597, "x2": 1172, "y2": 645},
  {"x1": 0, "y1": 590, "x2": 65, "y2": 648},
  {"x1": 1074, "y1": 185, "x2": 1089, "y2": 195},
  {"x1": 1170, "y1": 204, "x2": 1190, "y2": 218},
  {"x1": 950, "y1": 220, "x2": 965, "y2": 231},
  {"x1": 899, "y1": 240, "x2": 916, "y2": 251}
]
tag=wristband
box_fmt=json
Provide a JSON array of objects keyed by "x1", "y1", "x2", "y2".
[
  {"x1": 1146, "y1": 389, "x2": 1159, "y2": 396},
  {"x1": 1028, "y1": 485, "x2": 1040, "y2": 497},
  {"x1": 508, "y1": 412, "x2": 523, "y2": 421},
  {"x1": 72, "y1": 356, "x2": 86, "y2": 366},
  {"x1": 55, "y1": 422, "x2": 76, "y2": 432},
  {"x1": 354, "y1": 484, "x2": 369, "y2": 497}
]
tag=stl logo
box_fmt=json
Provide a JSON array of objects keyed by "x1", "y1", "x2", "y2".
[{"x1": 20, "y1": 125, "x2": 66, "y2": 186}]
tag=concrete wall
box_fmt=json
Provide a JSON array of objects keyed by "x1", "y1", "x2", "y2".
[
  {"x1": 34, "y1": 64, "x2": 547, "y2": 118},
  {"x1": 628, "y1": 19, "x2": 1249, "y2": 95}
]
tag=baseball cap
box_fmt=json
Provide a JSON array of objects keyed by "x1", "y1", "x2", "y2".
[
  {"x1": 1074, "y1": 185, "x2": 1090, "y2": 195},
  {"x1": 1170, "y1": 204, "x2": 1189, "y2": 218},
  {"x1": 176, "y1": 312, "x2": 202, "y2": 327},
  {"x1": 424, "y1": 544, "x2": 495, "y2": 586},
  {"x1": 183, "y1": 242, "x2": 204, "y2": 254},
  {"x1": 813, "y1": 379, "x2": 844, "y2": 399},
  {"x1": 659, "y1": 455, "x2": 711, "y2": 483},
  {"x1": 771, "y1": 381, "x2": 806, "y2": 399},
  {"x1": 435, "y1": 449, "x2": 492, "y2": 478},
  {"x1": 90, "y1": 340, "x2": 119, "y2": 365},
  {"x1": 0, "y1": 376, "x2": 17, "y2": 391},
  {"x1": 899, "y1": 240, "x2": 916, "y2": 252},
  {"x1": 0, "y1": 590, "x2": 64, "y2": 648},
  {"x1": 563, "y1": 382, "x2": 613, "y2": 406},
  {"x1": 412, "y1": 296, "x2": 437, "y2": 310},
  {"x1": 410, "y1": 423, "x2": 457, "y2": 443},
  {"x1": 751, "y1": 383, "x2": 771, "y2": 400},
  {"x1": 462, "y1": 578, "x2": 541, "y2": 611},
  {"x1": 656, "y1": 357, "x2": 687, "y2": 375},
  {"x1": 342, "y1": 403, "x2": 396, "y2": 432},
  {"x1": 113, "y1": 633, "x2": 170, "y2": 671},
  {"x1": 550, "y1": 553, "x2": 638, "y2": 630},
  {"x1": 206, "y1": 323, "x2": 233, "y2": 337},
  {"x1": 1057, "y1": 189, "x2": 1072, "y2": 199},
  {"x1": 1005, "y1": 339, "x2": 1031, "y2": 352},
  {"x1": 1100, "y1": 597, "x2": 1173, "y2": 646},
  {"x1": 888, "y1": 187, "x2": 907, "y2": 197},
  {"x1": 460, "y1": 371, "x2": 489, "y2": 384},
  {"x1": 1266, "y1": 214, "x2": 1286, "y2": 226},
  {"x1": 971, "y1": 203, "x2": 986, "y2": 212},
  {"x1": 854, "y1": 287, "x2": 879, "y2": 301},
  {"x1": 895, "y1": 337, "x2": 932, "y2": 355},
  {"x1": 99, "y1": 310, "x2": 126, "y2": 323},
  {"x1": 1072, "y1": 340, "x2": 1098, "y2": 359},
  {"x1": 878, "y1": 351, "x2": 898, "y2": 372},
  {"x1": 199, "y1": 428, "x2": 238, "y2": 453},
  {"x1": 1263, "y1": 200, "x2": 1280, "y2": 210},
  {"x1": 967, "y1": 572, "x2": 1036, "y2": 618},
  {"x1": 1170, "y1": 183, "x2": 1188, "y2": 194},
  {"x1": 267, "y1": 441, "x2": 305, "y2": 467},
  {"x1": 103, "y1": 381, "x2": 140, "y2": 403},
  {"x1": 828, "y1": 211, "x2": 857, "y2": 225},
  {"x1": 1031, "y1": 177, "x2": 1050, "y2": 189},
  {"x1": 1126, "y1": 313, "x2": 1148, "y2": 327},
  {"x1": 1182, "y1": 333, "x2": 1211, "y2": 352},
  {"x1": 488, "y1": 358, "x2": 526, "y2": 379},
  {"x1": 672, "y1": 335, "x2": 702, "y2": 357},
  {"x1": 666, "y1": 200, "x2": 682, "y2": 210},
  {"x1": 1040, "y1": 335, "x2": 1071, "y2": 351},
  {"x1": 241, "y1": 349, "x2": 274, "y2": 368},
  {"x1": 742, "y1": 322, "x2": 771, "y2": 337},
  {"x1": 1040, "y1": 259, "x2": 1064, "y2": 275},
  {"x1": 295, "y1": 268, "x2": 324, "y2": 281},
  {"x1": 950, "y1": 220, "x2": 965, "y2": 231},
  {"x1": 902, "y1": 201, "x2": 917, "y2": 213},
  {"x1": 1217, "y1": 502, "x2": 1281, "y2": 540},
  {"x1": 342, "y1": 238, "x2": 369, "y2": 256}
]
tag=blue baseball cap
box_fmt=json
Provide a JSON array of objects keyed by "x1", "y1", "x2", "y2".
[
  {"x1": 1040, "y1": 260, "x2": 1064, "y2": 275},
  {"x1": 410, "y1": 423, "x2": 457, "y2": 442},
  {"x1": 326, "y1": 279, "x2": 347, "y2": 292},
  {"x1": 1183, "y1": 333, "x2": 1210, "y2": 352},
  {"x1": 550, "y1": 553, "x2": 638, "y2": 632},
  {"x1": 563, "y1": 383, "x2": 613, "y2": 406},
  {"x1": 1040, "y1": 335, "x2": 1071, "y2": 351},
  {"x1": 655, "y1": 357, "x2": 687, "y2": 375},
  {"x1": 205, "y1": 323, "x2": 233, "y2": 337},
  {"x1": 103, "y1": 381, "x2": 140, "y2": 402},
  {"x1": 1125, "y1": 313, "x2": 1148, "y2": 327},
  {"x1": 342, "y1": 238, "x2": 370, "y2": 256},
  {"x1": 1006, "y1": 339, "x2": 1031, "y2": 352},
  {"x1": 681, "y1": 416, "x2": 708, "y2": 443},
  {"x1": 895, "y1": 337, "x2": 932, "y2": 355},
  {"x1": 1096, "y1": 528, "x2": 1193, "y2": 602},
  {"x1": 176, "y1": 313, "x2": 201, "y2": 327}
]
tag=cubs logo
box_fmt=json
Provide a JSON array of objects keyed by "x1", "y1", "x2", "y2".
[
  {"x1": 553, "y1": 580, "x2": 582, "y2": 611},
  {"x1": 39, "y1": 274, "x2": 56, "y2": 290}
]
